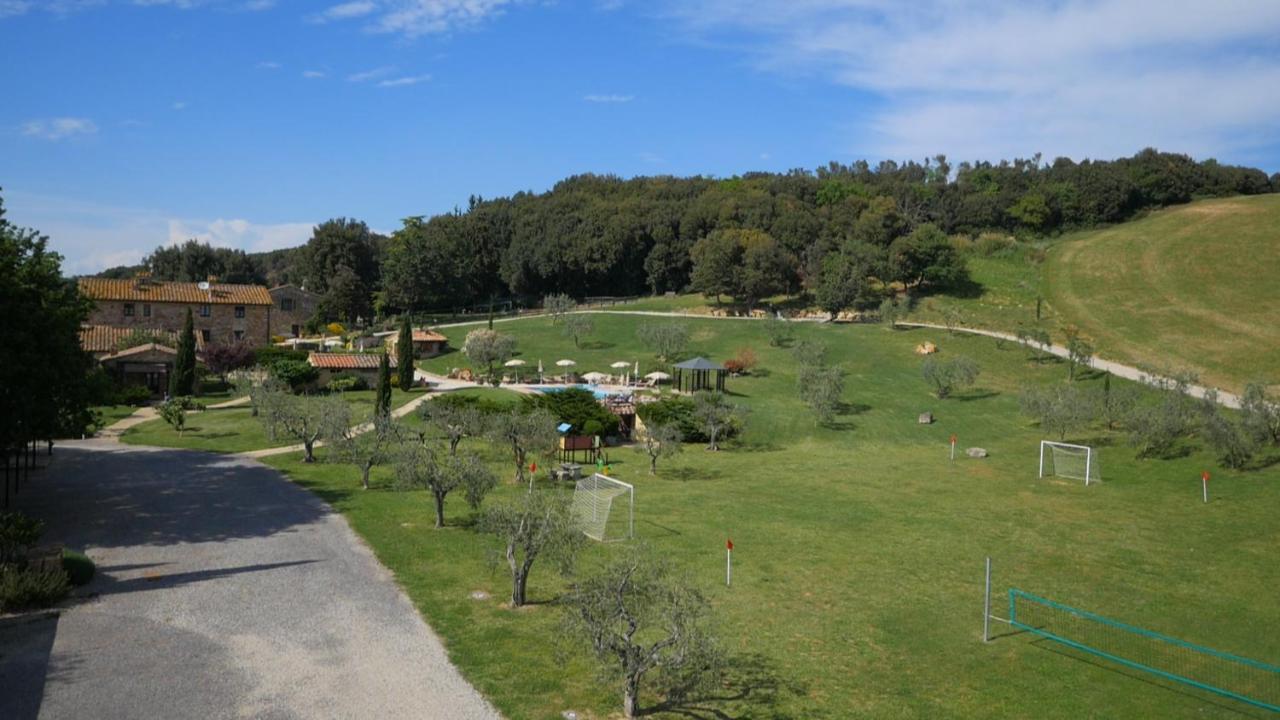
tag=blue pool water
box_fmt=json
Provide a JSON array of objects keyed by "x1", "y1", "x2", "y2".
[{"x1": 531, "y1": 384, "x2": 615, "y2": 400}]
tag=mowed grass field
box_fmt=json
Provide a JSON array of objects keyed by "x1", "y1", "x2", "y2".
[
  {"x1": 119, "y1": 388, "x2": 421, "y2": 453},
  {"x1": 249, "y1": 314, "x2": 1280, "y2": 718},
  {"x1": 1044, "y1": 195, "x2": 1280, "y2": 392}
]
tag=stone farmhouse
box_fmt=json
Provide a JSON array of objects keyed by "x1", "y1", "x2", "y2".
[
  {"x1": 268, "y1": 284, "x2": 320, "y2": 339},
  {"x1": 307, "y1": 352, "x2": 397, "y2": 386},
  {"x1": 79, "y1": 275, "x2": 274, "y2": 347}
]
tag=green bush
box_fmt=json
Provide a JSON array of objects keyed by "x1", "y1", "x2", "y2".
[
  {"x1": 0, "y1": 511, "x2": 44, "y2": 566},
  {"x1": 61, "y1": 549, "x2": 95, "y2": 586},
  {"x1": 433, "y1": 391, "x2": 516, "y2": 416},
  {"x1": 326, "y1": 373, "x2": 369, "y2": 393},
  {"x1": 254, "y1": 346, "x2": 308, "y2": 367},
  {"x1": 270, "y1": 359, "x2": 319, "y2": 391},
  {"x1": 118, "y1": 384, "x2": 153, "y2": 406},
  {"x1": 521, "y1": 387, "x2": 620, "y2": 436},
  {"x1": 0, "y1": 566, "x2": 71, "y2": 612},
  {"x1": 637, "y1": 397, "x2": 739, "y2": 444}
]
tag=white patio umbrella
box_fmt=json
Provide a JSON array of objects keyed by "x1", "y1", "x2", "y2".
[
  {"x1": 644, "y1": 371, "x2": 671, "y2": 383},
  {"x1": 538, "y1": 359, "x2": 544, "y2": 383},
  {"x1": 610, "y1": 360, "x2": 631, "y2": 385},
  {"x1": 555, "y1": 358, "x2": 576, "y2": 382},
  {"x1": 504, "y1": 358, "x2": 526, "y2": 382},
  {"x1": 582, "y1": 371, "x2": 608, "y2": 384}
]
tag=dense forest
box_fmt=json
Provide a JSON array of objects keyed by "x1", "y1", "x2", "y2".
[{"x1": 96, "y1": 149, "x2": 1276, "y2": 323}]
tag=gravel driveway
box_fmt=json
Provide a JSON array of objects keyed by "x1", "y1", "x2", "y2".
[{"x1": 0, "y1": 440, "x2": 500, "y2": 720}]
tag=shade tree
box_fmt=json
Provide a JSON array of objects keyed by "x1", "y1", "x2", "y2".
[
  {"x1": 921, "y1": 356, "x2": 980, "y2": 399},
  {"x1": 395, "y1": 444, "x2": 498, "y2": 528},
  {"x1": 479, "y1": 489, "x2": 584, "y2": 607}
]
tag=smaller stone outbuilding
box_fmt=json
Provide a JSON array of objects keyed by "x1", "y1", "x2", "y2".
[
  {"x1": 307, "y1": 352, "x2": 398, "y2": 386},
  {"x1": 269, "y1": 284, "x2": 321, "y2": 339},
  {"x1": 383, "y1": 329, "x2": 448, "y2": 359}
]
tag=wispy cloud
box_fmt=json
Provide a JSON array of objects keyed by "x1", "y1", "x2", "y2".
[
  {"x1": 346, "y1": 65, "x2": 396, "y2": 82},
  {"x1": 21, "y1": 117, "x2": 98, "y2": 141},
  {"x1": 311, "y1": 0, "x2": 375, "y2": 22},
  {"x1": 1, "y1": 0, "x2": 104, "y2": 17},
  {"x1": 661, "y1": 0, "x2": 1280, "y2": 162},
  {"x1": 256, "y1": 60, "x2": 282, "y2": 69},
  {"x1": 168, "y1": 217, "x2": 314, "y2": 253},
  {"x1": 378, "y1": 74, "x2": 431, "y2": 87},
  {"x1": 315, "y1": 0, "x2": 518, "y2": 38},
  {"x1": 302, "y1": 70, "x2": 327, "y2": 79},
  {"x1": 583, "y1": 93, "x2": 634, "y2": 103},
  {"x1": 171, "y1": 100, "x2": 188, "y2": 111}
]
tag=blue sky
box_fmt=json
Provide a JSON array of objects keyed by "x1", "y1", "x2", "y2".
[{"x1": 3, "y1": 0, "x2": 1279, "y2": 275}]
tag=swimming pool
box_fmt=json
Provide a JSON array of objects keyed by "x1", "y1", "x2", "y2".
[{"x1": 531, "y1": 384, "x2": 619, "y2": 400}]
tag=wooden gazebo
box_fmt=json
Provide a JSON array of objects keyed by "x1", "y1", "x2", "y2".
[{"x1": 673, "y1": 357, "x2": 727, "y2": 393}]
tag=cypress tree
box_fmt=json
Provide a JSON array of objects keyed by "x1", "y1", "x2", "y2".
[
  {"x1": 396, "y1": 316, "x2": 415, "y2": 391},
  {"x1": 375, "y1": 351, "x2": 392, "y2": 418},
  {"x1": 170, "y1": 308, "x2": 197, "y2": 397}
]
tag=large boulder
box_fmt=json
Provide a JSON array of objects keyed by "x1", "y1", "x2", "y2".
[
  {"x1": 918, "y1": 412, "x2": 933, "y2": 424},
  {"x1": 966, "y1": 447, "x2": 988, "y2": 459}
]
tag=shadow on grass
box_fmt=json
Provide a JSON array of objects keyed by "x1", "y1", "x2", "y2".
[
  {"x1": 645, "y1": 652, "x2": 812, "y2": 720},
  {"x1": 579, "y1": 340, "x2": 616, "y2": 350},
  {"x1": 638, "y1": 518, "x2": 682, "y2": 537},
  {"x1": 953, "y1": 389, "x2": 1000, "y2": 402},
  {"x1": 1031, "y1": 639, "x2": 1269, "y2": 719},
  {"x1": 672, "y1": 466, "x2": 724, "y2": 482}
]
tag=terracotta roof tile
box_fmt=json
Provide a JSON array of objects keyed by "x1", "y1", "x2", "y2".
[
  {"x1": 411, "y1": 330, "x2": 447, "y2": 342},
  {"x1": 307, "y1": 352, "x2": 396, "y2": 370},
  {"x1": 78, "y1": 277, "x2": 272, "y2": 305},
  {"x1": 79, "y1": 324, "x2": 206, "y2": 353}
]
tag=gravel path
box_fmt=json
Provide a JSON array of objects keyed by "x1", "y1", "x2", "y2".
[
  {"x1": 898, "y1": 322, "x2": 1243, "y2": 408},
  {"x1": 0, "y1": 440, "x2": 501, "y2": 720}
]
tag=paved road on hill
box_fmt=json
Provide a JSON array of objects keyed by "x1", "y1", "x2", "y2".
[{"x1": 0, "y1": 440, "x2": 500, "y2": 720}]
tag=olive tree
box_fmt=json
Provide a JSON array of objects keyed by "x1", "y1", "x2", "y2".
[
  {"x1": 763, "y1": 315, "x2": 792, "y2": 347},
  {"x1": 1064, "y1": 329, "x2": 1095, "y2": 381},
  {"x1": 921, "y1": 356, "x2": 980, "y2": 399},
  {"x1": 1019, "y1": 383, "x2": 1095, "y2": 441},
  {"x1": 637, "y1": 322, "x2": 689, "y2": 363},
  {"x1": 479, "y1": 489, "x2": 584, "y2": 607},
  {"x1": 795, "y1": 340, "x2": 843, "y2": 425},
  {"x1": 878, "y1": 297, "x2": 906, "y2": 329},
  {"x1": 562, "y1": 313, "x2": 594, "y2": 349},
  {"x1": 258, "y1": 390, "x2": 350, "y2": 463},
  {"x1": 693, "y1": 391, "x2": 744, "y2": 451},
  {"x1": 1198, "y1": 392, "x2": 1257, "y2": 470},
  {"x1": 562, "y1": 549, "x2": 722, "y2": 719},
  {"x1": 543, "y1": 293, "x2": 575, "y2": 323},
  {"x1": 395, "y1": 445, "x2": 498, "y2": 528},
  {"x1": 1015, "y1": 327, "x2": 1052, "y2": 364},
  {"x1": 487, "y1": 408, "x2": 559, "y2": 485},
  {"x1": 418, "y1": 399, "x2": 484, "y2": 456},
  {"x1": 635, "y1": 422, "x2": 682, "y2": 475},
  {"x1": 232, "y1": 369, "x2": 285, "y2": 418},
  {"x1": 1241, "y1": 383, "x2": 1280, "y2": 446},
  {"x1": 1126, "y1": 371, "x2": 1198, "y2": 458},
  {"x1": 332, "y1": 412, "x2": 402, "y2": 490},
  {"x1": 463, "y1": 328, "x2": 516, "y2": 385}
]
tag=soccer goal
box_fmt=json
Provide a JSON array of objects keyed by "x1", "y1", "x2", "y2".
[
  {"x1": 572, "y1": 474, "x2": 634, "y2": 542},
  {"x1": 1039, "y1": 441, "x2": 1099, "y2": 485}
]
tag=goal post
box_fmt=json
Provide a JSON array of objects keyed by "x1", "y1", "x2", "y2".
[
  {"x1": 571, "y1": 473, "x2": 634, "y2": 542},
  {"x1": 1039, "y1": 440, "x2": 1099, "y2": 485}
]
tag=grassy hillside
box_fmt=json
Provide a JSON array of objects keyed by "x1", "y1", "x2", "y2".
[
  {"x1": 254, "y1": 314, "x2": 1279, "y2": 719},
  {"x1": 911, "y1": 195, "x2": 1280, "y2": 392},
  {"x1": 1043, "y1": 195, "x2": 1280, "y2": 391}
]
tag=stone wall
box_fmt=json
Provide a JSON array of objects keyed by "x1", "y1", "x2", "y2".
[
  {"x1": 269, "y1": 286, "x2": 319, "y2": 338},
  {"x1": 86, "y1": 300, "x2": 271, "y2": 346}
]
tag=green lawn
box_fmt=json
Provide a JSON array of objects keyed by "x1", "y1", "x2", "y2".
[
  {"x1": 253, "y1": 313, "x2": 1280, "y2": 719},
  {"x1": 89, "y1": 404, "x2": 142, "y2": 433},
  {"x1": 119, "y1": 388, "x2": 422, "y2": 453}
]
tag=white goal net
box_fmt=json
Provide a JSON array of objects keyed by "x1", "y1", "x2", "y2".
[
  {"x1": 1039, "y1": 441, "x2": 1099, "y2": 485},
  {"x1": 572, "y1": 474, "x2": 634, "y2": 542}
]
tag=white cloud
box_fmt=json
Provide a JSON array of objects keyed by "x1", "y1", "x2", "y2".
[
  {"x1": 168, "y1": 218, "x2": 314, "y2": 253},
  {"x1": 2, "y1": 192, "x2": 314, "y2": 275},
  {"x1": 346, "y1": 66, "x2": 396, "y2": 82},
  {"x1": 256, "y1": 60, "x2": 282, "y2": 69},
  {"x1": 661, "y1": 0, "x2": 1280, "y2": 163},
  {"x1": 583, "y1": 94, "x2": 634, "y2": 103},
  {"x1": 315, "y1": 0, "x2": 518, "y2": 38},
  {"x1": 302, "y1": 70, "x2": 327, "y2": 79},
  {"x1": 242, "y1": 0, "x2": 274, "y2": 9},
  {"x1": 0, "y1": 1, "x2": 30, "y2": 18},
  {"x1": 1, "y1": 0, "x2": 104, "y2": 17},
  {"x1": 21, "y1": 117, "x2": 98, "y2": 140},
  {"x1": 171, "y1": 101, "x2": 188, "y2": 110},
  {"x1": 378, "y1": 74, "x2": 430, "y2": 87},
  {"x1": 312, "y1": 0, "x2": 376, "y2": 22}
]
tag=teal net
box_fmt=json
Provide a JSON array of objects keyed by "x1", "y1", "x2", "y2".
[{"x1": 1008, "y1": 589, "x2": 1280, "y2": 713}]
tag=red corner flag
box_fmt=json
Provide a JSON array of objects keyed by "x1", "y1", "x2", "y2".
[{"x1": 726, "y1": 538, "x2": 734, "y2": 551}]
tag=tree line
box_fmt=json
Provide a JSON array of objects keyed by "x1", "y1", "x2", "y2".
[{"x1": 98, "y1": 149, "x2": 1275, "y2": 323}]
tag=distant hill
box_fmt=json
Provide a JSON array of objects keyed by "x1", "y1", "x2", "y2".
[{"x1": 1042, "y1": 195, "x2": 1280, "y2": 392}]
